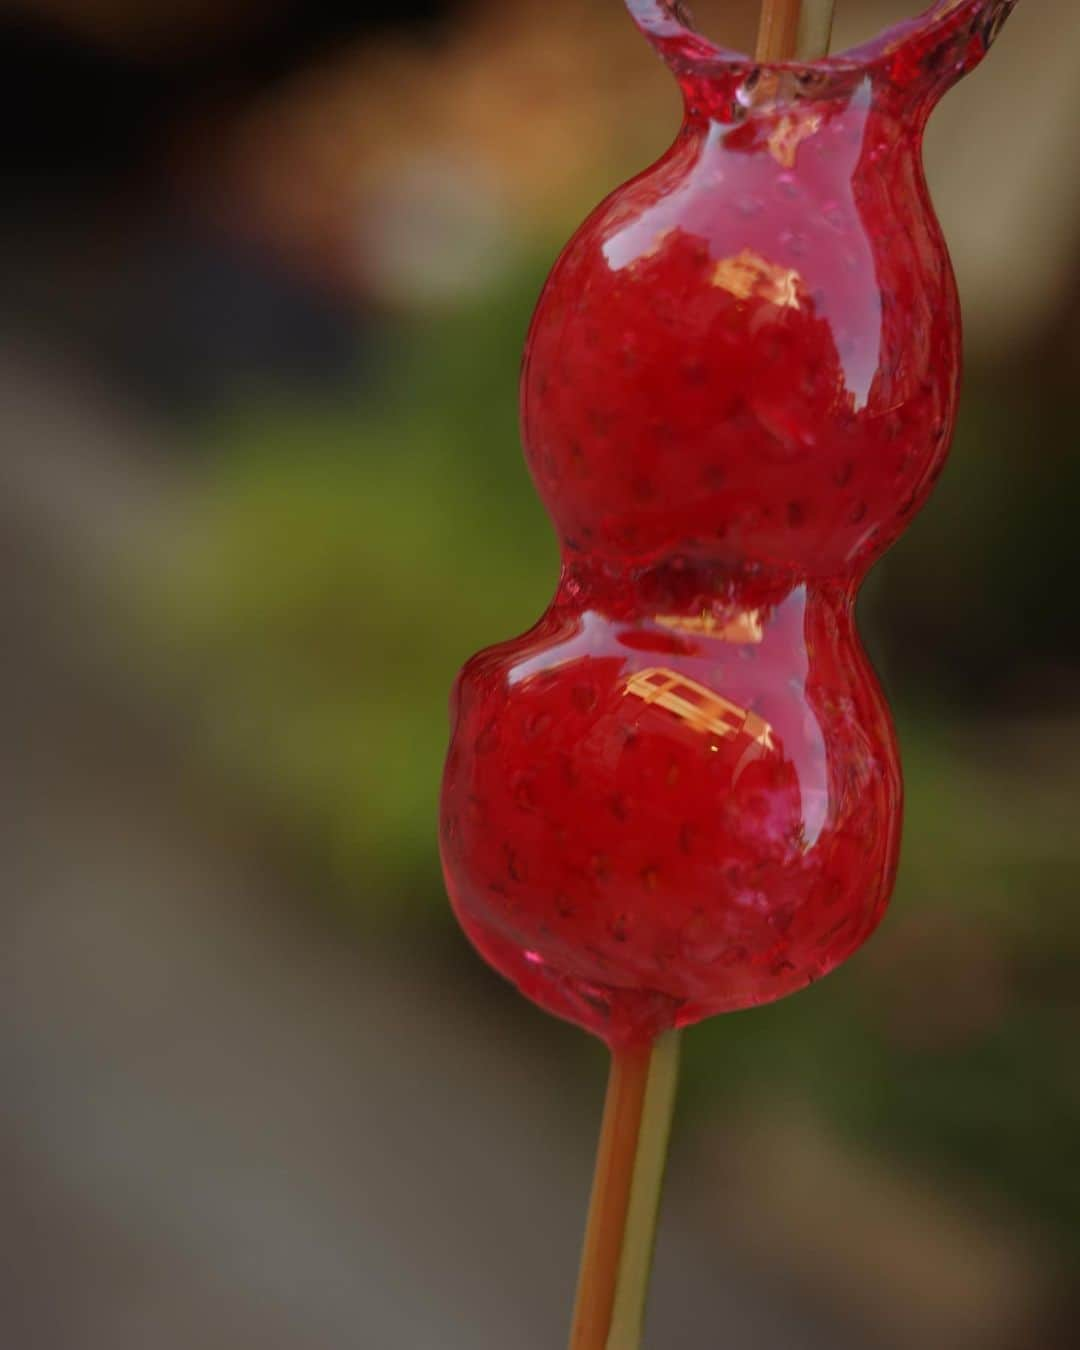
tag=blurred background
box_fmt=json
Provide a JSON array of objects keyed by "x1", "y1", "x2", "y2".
[{"x1": 3, "y1": 1, "x2": 1078, "y2": 1346}]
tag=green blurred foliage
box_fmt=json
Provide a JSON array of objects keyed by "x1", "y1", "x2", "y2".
[
  {"x1": 159, "y1": 263, "x2": 556, "y2": 906},
  {"x1": 153, "y1": 262, "x2": 1079, "y2": 1257}
]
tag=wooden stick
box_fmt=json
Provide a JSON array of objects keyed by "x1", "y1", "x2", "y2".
[
  {"x1": 605, "y1": 1032, "x2": 682, "y2": 1349},
  {"x1": 757, "y1": 0, "x2": 836, "y2": 61},
  {"x1": 569, "y1": 1032, "x2": 682, "y2": 1350},
  {"x1": 570, "y1": 1045, "x2": 651, "y2": 1350},
  {"x1": 756, "y1": 0, "x2": 802, "y2": 61}
]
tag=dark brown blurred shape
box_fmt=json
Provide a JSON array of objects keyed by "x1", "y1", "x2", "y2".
[{"x1": 10, "y1": 0, "x2": 275, "y2": 55}]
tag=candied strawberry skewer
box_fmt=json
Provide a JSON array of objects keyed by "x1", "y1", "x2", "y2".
[{"x1": 440, "y1": 2, "x2": 1022, "y2": 1346}]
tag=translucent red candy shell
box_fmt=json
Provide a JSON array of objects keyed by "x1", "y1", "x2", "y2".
[{"x1": 440, "y1": 0, "x2": 1021, "y2": 1048}]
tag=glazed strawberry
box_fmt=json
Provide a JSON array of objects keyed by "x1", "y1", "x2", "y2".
[{"x1": 441, "y1": 0, "x2": 1020, "y2": 1049}]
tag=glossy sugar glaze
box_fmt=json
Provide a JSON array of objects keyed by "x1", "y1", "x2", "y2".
[{"x1": 441, "y1": 0, "x2": 1020, "y2": 1047}]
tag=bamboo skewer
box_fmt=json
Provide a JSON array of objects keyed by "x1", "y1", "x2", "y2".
[
  {"x1": 569, "y1": 1045, "x2": 652, "y2": 1350},
  {"x1": 604, "y1": 1034, "x2": 682, "y2": 1349},
  {"x1": 568, "y1": 1033, "x2": 681, "y2": 1350},
  {"x1": 757, "y1": 0, "x2": 837, "y2": 61},
  {"x1": 756, "y1": 0, "x2": 802, "y2": 61}
]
